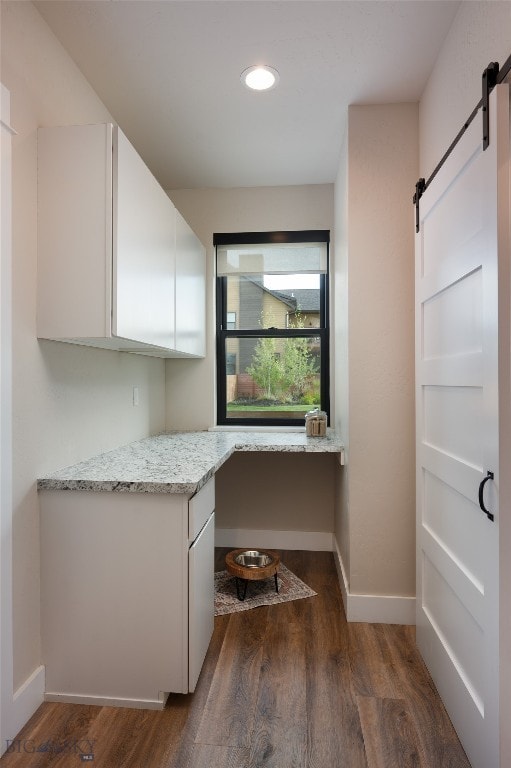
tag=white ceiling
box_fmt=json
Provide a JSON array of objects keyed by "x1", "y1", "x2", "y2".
[{"x1": 34, "y1": 0, "x2": 460, "y2": 190}]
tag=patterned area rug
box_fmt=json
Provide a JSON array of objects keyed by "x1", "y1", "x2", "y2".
[{"x1": 214, "y1": 563, "x2": 317, "y2": 615}]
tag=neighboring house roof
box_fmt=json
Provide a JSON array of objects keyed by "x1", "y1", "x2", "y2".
[
  {"x1": 277, "y1": 289, "x2": 320, "y2": 313},
  {"x1": 243, "y1": 278, "x2": 320, "y2": 313},
  {"x1": 244, "y1": 277, "x2": 296, "y2": 310},
  {"x1": 265, "y1": 288, "x2": 297, "y2": 310}
]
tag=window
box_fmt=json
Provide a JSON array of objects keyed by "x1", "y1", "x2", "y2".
[
  {"x1": 226, "y1": 352, "x2": 237, "y2": 375},
  {"x1": 215, "y1": 231, "x2": 330, "y2": 426}
]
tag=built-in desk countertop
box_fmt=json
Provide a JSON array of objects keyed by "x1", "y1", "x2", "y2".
[{"x1": 37, "y1": 429, "x2": 344, "y2": 495}]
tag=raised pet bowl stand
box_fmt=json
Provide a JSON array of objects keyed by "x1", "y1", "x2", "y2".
[{"x1": 225, "y1": 549, "x2": 281, "y2": 601}]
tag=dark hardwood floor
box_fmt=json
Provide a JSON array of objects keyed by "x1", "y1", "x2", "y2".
[{"x1": 0, "y1": 550, "x2": 471, "y2": 768}]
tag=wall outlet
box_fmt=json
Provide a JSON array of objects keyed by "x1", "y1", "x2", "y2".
[{"x1": 132, "y1": 386, "x2": 139, "y2": 407}]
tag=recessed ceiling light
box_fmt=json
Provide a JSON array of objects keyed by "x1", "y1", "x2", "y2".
[{"x1": 241, "y1": 65, "x2": 279, "y2": 92}]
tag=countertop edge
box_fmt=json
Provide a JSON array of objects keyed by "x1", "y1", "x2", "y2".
[
  {"x1": 232, "y1": 442, "x2": 341, "y2": 452},
  {"x1": 37, "y1": 434, "x2": 343, "y2": 494},
  {"x1": 36, "y1": 479, "x2": 201, "y2": 495}
]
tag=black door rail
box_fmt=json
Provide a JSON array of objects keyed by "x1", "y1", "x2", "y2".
[{"x1": 414, "y1": 53, "x2": 511, "y2": 233}]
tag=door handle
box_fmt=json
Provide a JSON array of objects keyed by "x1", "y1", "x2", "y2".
[{"x1": 478, "y1": 470, "x2": 495, "y2": 522}]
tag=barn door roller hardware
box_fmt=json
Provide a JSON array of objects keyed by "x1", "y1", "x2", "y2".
[
  {"x1": 413, "y1": 178, "x2": 426, "y2": 235},
  {"x1": 482, "y1": 62, "x2": 500, "y2": 150},
  {"x1": 413, "y1": 53, "x2": 511, "y2": 233}
]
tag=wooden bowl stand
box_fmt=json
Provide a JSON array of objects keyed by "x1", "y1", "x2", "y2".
[{"x1": 225, "y1": 548, "x2": 281, "y2": 601}]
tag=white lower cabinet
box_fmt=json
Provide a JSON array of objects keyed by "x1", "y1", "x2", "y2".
[{"x1": 39, "y1": 477, "x2": 215, "y2": 709}]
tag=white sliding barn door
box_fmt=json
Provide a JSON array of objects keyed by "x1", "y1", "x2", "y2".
[{"x1": 415, "y1": 84, "x2": 509, "y2": 768}]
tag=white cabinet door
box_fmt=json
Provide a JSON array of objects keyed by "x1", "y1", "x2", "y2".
[
  {"x1": 175, "y1": 209, "x2": 206, "y2": 357},
  {"x1": 188, "y1": 512, "x2": 215, "y2": 692},
  {"x1": 40, "y1": 489, "x2": 190, "y2": 706},
  {"x1": 38, "y1": 123, "x2": 206, "y2": 358},
  {"x1": 37, "y1": 123, "x2": 113, "y2": 340},
  {"x1": 415, "y1": 85, "x2": 509, "y2": 768},
  {"x1": 113, "y1": 128, "x2": 176, "y2": 349}
]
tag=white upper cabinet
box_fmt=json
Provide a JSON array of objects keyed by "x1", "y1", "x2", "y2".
[
  {"x1": 113, "y1": 129, "x2": 175, "y2": 350},
  {"x1": 37, "y1": 123, "x2": 205, "y2": 358},
  {"x1": 175, "y1": 209, "x2": 206, "y2": 357}
]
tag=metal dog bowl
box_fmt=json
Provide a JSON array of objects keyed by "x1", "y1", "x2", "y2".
[
  {"x1": 234, "y1": 550, "x2": 274, "y2": 568},
  {"x1": 226, "y1": 548, "x2": 281, "y2": 600}
]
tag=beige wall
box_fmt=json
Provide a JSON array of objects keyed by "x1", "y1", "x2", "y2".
[
  {"x1": 168, "y1": 185, "x2": 336, "y2": 534},
  {"x1": 1, "y1": 1, "x2": 166, "y2": 690},
  {"x1": 215, "y1": 452, "x2": 335, "y2": 533},
  {"x1": 333, "y1": 128, "x2": 350, "y2": 576},
  {"x1": 334, "y1": 104, "x2": 418, "y2": 598},
  {"x1": 419, "y1": 1, "x2": 511, "y2": 179},
  {"x1": 418, "y1": 3, "x2": 511, "y2": 765},
  {"x1": 166, "y1": 184, "x2": 334, "y2": 430}
]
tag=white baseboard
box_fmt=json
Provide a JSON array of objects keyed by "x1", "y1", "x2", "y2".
[
  {"x1": 333, "y1": 537, "x2": 349, "y2": 613},
  {"x1": 333, "y1": 538, "x2": 415, "y2": 625},
  {"x1": 44, "y1": 691, "x2": 167, "y2": 710},
  {"x1": 215, "y1": 527, "x2": 334, "y2": 552},
  {"x1": 216, "y1": 530, "x2": 416, "y2": 624},
  {"x1": 2, "y1": 665, "x2": 45, "y2": 753}
]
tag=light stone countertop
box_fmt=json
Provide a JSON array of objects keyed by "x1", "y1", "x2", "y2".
[{"x1": 37, "y1": 430, "x2": 344, "y2": 495}]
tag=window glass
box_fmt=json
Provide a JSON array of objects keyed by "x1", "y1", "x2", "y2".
[
  {"x1": 223, "y1": 336, "x2": 321, "y2": 421},
  {"x1": 226, "y1": 274, "x2": 321, "y2": 331},
  {"x1": 215, "y1": 231, "x2": 329, "y2": 427}
]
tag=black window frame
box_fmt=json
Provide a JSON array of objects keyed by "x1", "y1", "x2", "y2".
[{"x1": 215, "y1": 230, "x2": 330, "y2": 427}]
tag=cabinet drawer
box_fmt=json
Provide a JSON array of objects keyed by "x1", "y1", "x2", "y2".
[{"x1": 189, "y1": 476, "x2": 215, "y2": 541}]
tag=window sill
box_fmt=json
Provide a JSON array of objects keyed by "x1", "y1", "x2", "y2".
[{"x1": 209, "y1": 425, "x2": 306, "y2": 433}]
